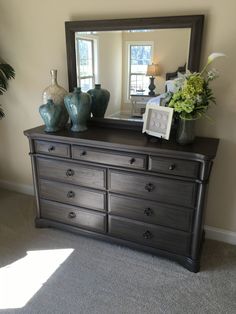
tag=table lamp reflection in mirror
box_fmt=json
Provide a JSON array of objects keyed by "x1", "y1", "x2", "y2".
[{"x1": 146, "y1": 63, "x2": 159, "y2": 96}]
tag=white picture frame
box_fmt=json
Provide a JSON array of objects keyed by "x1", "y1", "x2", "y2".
[{"x1": 142, "y1": 105, "x2": 174, "y2": 140}]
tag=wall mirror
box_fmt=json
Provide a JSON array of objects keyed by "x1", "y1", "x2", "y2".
[{"x1": 65, "y1": 15, "x2": 204, "y2": 127}]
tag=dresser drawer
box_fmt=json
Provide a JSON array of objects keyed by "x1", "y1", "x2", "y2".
[
  {"x1": 35, "y1": 140, "x2": 70, "y2": 158},
  {"x1": 109, "y1": 170, "x2": 197, "y2": 208},
  {"x1": 39, "y1": 179, "x2": 106, "y2": 212},
  {"x1": 109, "y1": 216, "x2": 191, "y2": 256},
  {"x1": 37, "y1": 157, "x2": 106, "y2": 189},
  {"x1": 72, "y1": 145, "x2": 146, "y2": 170},
  {"x1": 40, "y1": 199, "x2": 106, "y2": 233},
  {"x1": 149, "y1": 156, "x2": 200, "y2": 178},
  {"x1": 109, "y1": 194, "x2": 193, "y2": 232}
]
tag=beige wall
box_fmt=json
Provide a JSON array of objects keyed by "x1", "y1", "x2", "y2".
[
  {"x1": 0, "y1": 0, "x2": 235, "y2": 232},
  {"x1": 96, "y1": 32, "x2": 122, "y2": 117}
]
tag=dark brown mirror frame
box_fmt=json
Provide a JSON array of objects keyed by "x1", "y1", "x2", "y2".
[{"x1": 65, "y1": 15, "x2": 204, "y2": 129}]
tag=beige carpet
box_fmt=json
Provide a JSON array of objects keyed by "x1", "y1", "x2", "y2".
[{"x1": 0, "y1": 188, "x2": 236, "y2": 314}]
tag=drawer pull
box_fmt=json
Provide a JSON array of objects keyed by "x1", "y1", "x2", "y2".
[
  {"x1": 80, "y1": 150, "x2": 87, "y2": 156},
  {"x1": 66, "y1": 169, "x2": 74, "y2": 177},
  {"x1": 48, "y1": 145, "x2": 55, "y2": 152},
  {"x1": 145, "y1": 183, "x2": 155, "y2": 192},
  {"x1": 68, "y1": 211, "x2": 76, "y2": 219},
  {"x1": 144, "y1": 207, "x2": 153, "y2": 216},
  {"x1": 169, "y1": 164, "x2": 176, "y2": 170},
  {"x1": 67, "y1": 191, "x2": 75, "y2": 198},
  {"x1": 143, "y1": 230, "x2": 153, "y2": 240},
  {"x1": 129, "y1": 158, "x2": 136, "y2": 165}
]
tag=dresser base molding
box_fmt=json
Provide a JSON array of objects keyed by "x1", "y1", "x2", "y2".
[{"x1": 35, "y1": 217, "x2": 200, "y2": 273}]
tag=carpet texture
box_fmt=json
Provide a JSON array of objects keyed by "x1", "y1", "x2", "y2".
[{"x1": 0, "y1": 188, "x2": 236, "y2": 314}]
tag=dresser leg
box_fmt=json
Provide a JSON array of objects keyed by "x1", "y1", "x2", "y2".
[
  {"x1": 183, "y1": 257, "x2": 200, "y2": 273},
  {"x1": 35, "y1": 218, "x2": 51, "y2": 228}
]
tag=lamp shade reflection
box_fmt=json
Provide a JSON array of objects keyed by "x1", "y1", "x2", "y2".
[{"x1": 146, "y1": 63, "x2": 159, "y2": 96}]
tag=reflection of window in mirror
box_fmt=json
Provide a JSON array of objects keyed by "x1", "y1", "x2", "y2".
[
  {"x1": 75, "y1": 34, "x2": 98, "y2": 91},
  {"x1": 126, "y1": 42, "x2": 153, "y2": 101}
]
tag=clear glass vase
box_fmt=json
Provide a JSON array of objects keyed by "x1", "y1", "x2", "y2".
[{"x1": 177, "y1": 119, "x2": 195, "y2": 145}]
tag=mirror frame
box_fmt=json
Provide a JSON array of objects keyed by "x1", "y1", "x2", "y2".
[{"x1": 65, "y1": 15, "x2": 204, "y2": 129}]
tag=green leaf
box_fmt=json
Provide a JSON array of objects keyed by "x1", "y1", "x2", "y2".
[
  {"x1": 0, "y1": 64, "x2": 15, "y2": 80},
  {"x1": 0, "y1": 106, "x2": 5, "y2": 119},
  {"x1": 0, "y1": 63, "x2": 15, "y2": 95}
]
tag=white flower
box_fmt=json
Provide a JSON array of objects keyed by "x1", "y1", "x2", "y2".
[
  {"x1": 207, "y1": 52, "x2": 226, "y2": 65},
  {"x1": 201, "y1": 52, "x2": 225, "y2": 75},
  {"x1": 207, "y1": 68, "x2": 219, "y2": 81}
]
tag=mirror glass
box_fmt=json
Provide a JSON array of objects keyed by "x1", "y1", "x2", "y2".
[{"x1": 74, "y1": 28, "x2": 191, "y2": 121}]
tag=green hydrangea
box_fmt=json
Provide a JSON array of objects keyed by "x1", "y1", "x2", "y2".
[{"x1": 167, "y1": 73, "x2": 215, "y2": 120}]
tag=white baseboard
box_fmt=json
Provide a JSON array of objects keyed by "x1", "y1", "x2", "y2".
[
  {"x1": 0, "y1": 179, "x2": 235, "y2": 245},
  {"x1": 205, "y1": 225, "x2": 236, "y2": 245},
  {"x1": 0, "y1": 179, "x2": 34, "y2": 196}
]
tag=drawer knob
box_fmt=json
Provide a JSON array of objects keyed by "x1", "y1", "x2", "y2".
[
  {"x1": 68, "y1": 211, "x2": 76, "y2": 219},
  {"x1": 48, "y1": 145, "x2": 55, "y2": 152},
  {"x1": 66, "y1": 169, "x2": 74, "y2": 177},
  {"x1": 144, "y1": 207, "x2": 153, "y2": 216},
  {"x1": 169, "y1": 164, "x2": 176, "y2": 170},
  {"x1": 67, "y1": 191, "x2": 75, "y2": 198},
  {"x1": 145, "y1": 183, "x2": 155, "y2": 192},
  {"x1": 143, "y1": 230, "x2": 153, "y2": 240},
  {"x1": 80, "y1": 150, "x2": 87, "y2": 156},
  {"x1": 129, "y1": 157, "x2": 136, "y2": 165}
]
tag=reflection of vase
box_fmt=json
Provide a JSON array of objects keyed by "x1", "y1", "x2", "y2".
[
  {"x1": 42, "y1": 69, "x2": 69, "y2": 128},
  {"x1": 64, "y1": 87, "x2": 92, "y2": 132},
  {"x1": 39, "y1": 99, "x2": 67, "y2": 133},
  {"x1": 87, "y1": 84, "x2": 110, "y2": 118},
  {"x1": 177, "y1": 118, "x2": 195, "y2": 145}
]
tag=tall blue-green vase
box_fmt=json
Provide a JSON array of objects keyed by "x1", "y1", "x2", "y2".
[
  {"x1": 39, "y1": 99, "x2": 67, "y2": 133},
  {"x1": 87, "y1": 84, "x2": 110, "y2": 118},
  {"x1": 64, "y1": 87, "x2": 92, "y2": 132}
]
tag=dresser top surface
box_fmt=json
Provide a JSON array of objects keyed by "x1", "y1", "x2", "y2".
[{"x1": 24, "y1": 125, "x2": 219, "y2": 161}]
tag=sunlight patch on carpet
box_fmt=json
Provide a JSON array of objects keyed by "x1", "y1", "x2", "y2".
[{"x1": 0, "y1": 248, "x2": 74, "y2": 309}]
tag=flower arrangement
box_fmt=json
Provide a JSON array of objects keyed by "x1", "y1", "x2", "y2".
[{"x1": 167, "y1": 53, "x2": 225, "y2": 120}]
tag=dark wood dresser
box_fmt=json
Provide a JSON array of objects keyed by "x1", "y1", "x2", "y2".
[{"x1": 24, "y1": 125, "x2": 219, "y2": 272}]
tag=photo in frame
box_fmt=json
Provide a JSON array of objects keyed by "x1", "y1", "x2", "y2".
[{"x1": 142, "y1": 105, "x2": 174, "y2": 140}]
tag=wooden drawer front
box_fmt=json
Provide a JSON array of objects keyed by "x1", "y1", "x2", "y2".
[
  {"x1": 109, "y1": 216, "x2": 191, "y2": 256},
  {"x1": 39, "y1": 179, "x2": 106, "y2": 212},
  {"x1": 72, "y1": 145, "x2": 146, "y2": 170},
  {"x1": 109, "y1": 194, "x2": 193, "y2": 232},
  {"x1": 40, "y1": 199, "x2": 106, "y2": 233},
  {"x1": 109, "y1": 170, "x2": 197, "y2": 208},
  {"x1": 37, "y1": 158, "x2": 106, "y2": 190},
  {"x1": 149, "y1": 156, "x2": 199, "y2": 178},
  {"x1": 35, "y1": 140, "x2": 70, "y2": 158}
]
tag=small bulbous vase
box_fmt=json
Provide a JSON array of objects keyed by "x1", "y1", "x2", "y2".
[
  {"x1": 177, "y1": 118, "x2": 196, "y2": 145},
  {"x1": 64, "y1": 87, "x2": 92, "y2": 132},
  {"x1": 39, "y1": 99, "x2": 67, "y2": 133},
  {"x1": 87, "y1": 84, "x2": 110, "y2": 118}
]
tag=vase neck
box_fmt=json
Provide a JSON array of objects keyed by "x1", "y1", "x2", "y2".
[
  {"x1": 74, "y1": 87, "x2": 81, "y2": 94},
  {"x1": 50, "y1": 69, "x2": 58, "y2": 85},
  {"x1": 95, "y1": 84, "x2": 101, "y2": 89},
  {"x1": 47, "y1": 99, "x2": 54, "y2": 106}
]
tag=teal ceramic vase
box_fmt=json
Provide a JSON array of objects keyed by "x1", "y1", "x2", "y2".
[
  {"x1": 39, "y1": 99, "x2": 67, "y2": 133},
  {"x1": 64, "y1": 87, "x2": 92, "y2": 132},
  {"x1": 177, "y1": 118, "x2": 195, "y2": 145},
  {"x1": 87, "y1": 84, "x2": 110, "y2": 118}
]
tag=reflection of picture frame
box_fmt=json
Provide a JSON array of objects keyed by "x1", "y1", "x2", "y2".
[{"x1": 142, "y1": 105, "x2": 174, "y2": 140}]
